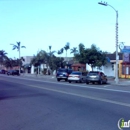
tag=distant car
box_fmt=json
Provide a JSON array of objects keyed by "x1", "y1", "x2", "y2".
[
  {"x1": 56, "y1": 68, "x2": 73, "y2": 81},
  {"x1": 86, "y1": 71, "x2": 107, "y2": 84},
  {"x1": 68, "y1": 71, "x2": 87, "y2": 83},
  {"x1": 7, "y1": 70, "x2": 20, "y2": 76},
  {"x1": 0, "y1": 69, "x2": 6, "y2": 74}
]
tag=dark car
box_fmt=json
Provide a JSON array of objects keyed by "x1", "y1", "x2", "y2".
[
  {"x1": 86, "y1": 71, "x2": 107, "y2": 84},
  {"x1": 56, "y1": 68, "x2": 73, "y2": 81},
  {"x1": 7, "y1": 70, "x2": 20, "y2": 76},
  {"x1": 0, "y1": 69, "x2": 6, "y2": 74}
]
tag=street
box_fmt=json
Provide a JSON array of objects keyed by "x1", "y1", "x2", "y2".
[{"x1": 0, "y1": 75, "x2": 130, "y2": 130}]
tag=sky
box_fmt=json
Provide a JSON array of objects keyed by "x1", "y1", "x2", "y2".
[{"x1": 0, "y1": 0, "x2": 130, "y2": 58}]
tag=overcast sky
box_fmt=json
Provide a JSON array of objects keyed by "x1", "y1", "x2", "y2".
[{"x1": 0, "y1": 0, "x2": 129, "y2": 58}]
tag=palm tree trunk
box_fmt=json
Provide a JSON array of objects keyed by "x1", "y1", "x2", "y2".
[{"x1": 19, "y1": 49, "x2": 21, "y2": 75}]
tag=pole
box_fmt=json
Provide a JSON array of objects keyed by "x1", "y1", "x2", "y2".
[
  {"x1": 115, "y1": 11, "x2": 119, "y2": 84},
  {"x1": 19, "y1": 48, "x2": 21, "y2": 75},
  {"x1": 98, "y1": 2, "x2": 119, "y2": 84}
]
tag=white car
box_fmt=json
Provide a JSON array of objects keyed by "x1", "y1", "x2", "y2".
[{"x1": 68, "y1": 71, "x2": 87, "y2": 83}]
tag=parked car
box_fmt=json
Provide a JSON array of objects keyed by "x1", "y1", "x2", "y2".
[
  {"x1": 0, "y1": 69, "x2": 6, "y2": 74},
  {"x1": 7, "y1": 70, "x2": 20, "y2": 76},
  {"x1": 56, "y1": 68, "x2": 73, "y2": 81},
  {"x1": 86, "y1": 71, "x2": 107, "y2": 84},
  {"x1": 68, "y1": 71, "x2": 87, "y2": 83}
]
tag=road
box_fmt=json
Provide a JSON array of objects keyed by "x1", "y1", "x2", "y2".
[{"x1": 0, "y1": 75, "x2": 130, "y2": 130}]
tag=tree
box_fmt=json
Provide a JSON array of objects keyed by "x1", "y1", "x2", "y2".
[
  {"x1": 64, "y1": 42, "x2": 70, "y2": 58},
  {"x1": 70, "y1": 47, "x2": 78, "y2": 55},
  {"x1": 83, "y1": 44, "x2": 107, "y2": 70},
  {"x1": 79, "y1": 43, "x2": 85, "y2": 54},
  {"x1": 57, "y1": 48, "x2": 64, "y2": 67},
  {"x1": 10, "y1": 42, "x2": 26, "y2": 74},
  {"x1": 48, "y1": 46, "x2": 56, "y2": 57},
  {"x1": 74, "y1": 44, "x2": 107, "y2": 71},
  {"x1": 4, "y1": 58, "x2": 14, "y2": 68},
  {"x1": 74, "y1": 43, "x2": 85, "y2": 63},
  {"x1": 0, "y1": 50, "x2": 8, "y2": 69}
]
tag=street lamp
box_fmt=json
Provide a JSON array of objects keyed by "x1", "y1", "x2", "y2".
[{"x1": 98, "y1": 1, "x2": 119, "y2": 84}]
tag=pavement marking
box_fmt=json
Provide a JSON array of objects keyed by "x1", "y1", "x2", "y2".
[
  {"x1": 27, "y1": 84, "x2": 130, "y2": 108},
  {"x1": 104, "y1": 85, "x2": 111, "y2": 87},
  {"x1": 1, "y1": 75, "x2": 130, "y2": 94}
]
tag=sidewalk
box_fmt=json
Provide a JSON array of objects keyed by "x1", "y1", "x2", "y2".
[
  {"x1": 20, "y1": 73, "x2": 56, "y2": 79},
  {"x1": 107, "y1": 77, "x2": 130, "y2": 86}
]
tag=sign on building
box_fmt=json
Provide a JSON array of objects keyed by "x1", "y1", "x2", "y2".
[
  {"x1": 123, "y1": 53, "x2": 130, "y2": 62},
  {"x1": 121, "y1": 46, "x2": 130, "y2": 53}
]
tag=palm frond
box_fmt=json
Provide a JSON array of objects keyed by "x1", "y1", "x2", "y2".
[
  {"x1": 21, "y1": 46, "x2": 26, "y2": 48},
  {"x1": 10, "y1": 43, "x2": 15, "y2": 46},
  {"x1": 12, "y1": 46, "x2": 17, "y2": 50}
]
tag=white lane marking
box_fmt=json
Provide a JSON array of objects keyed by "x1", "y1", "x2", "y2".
[
  {"x1": 27, "y1": 84, "x2": 130, "y2": 108},
  {"x1": 104, "y1": 85, "x2": 111, "y2": 87},
  {"x1": 1, "y1": 75, "x2": 130, "y2": 94}
]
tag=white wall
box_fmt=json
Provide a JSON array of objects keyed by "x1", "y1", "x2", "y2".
[
  {"x1": 103, "y1": 63, "x2": 115, "y2": 77},
  {"x1": 31, "y1": 65, "x2": 34, "y2": 74}
]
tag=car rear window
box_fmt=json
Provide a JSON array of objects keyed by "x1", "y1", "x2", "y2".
[
  {"x1": 58, "y1": 69, "x2": 67, "y2": 72},
  {"x1": 88, "y1": 72, "x2": 99, "y2": 76},
  {"x1": 71, "y1": 72, "x2": 81, "y2": 75}
]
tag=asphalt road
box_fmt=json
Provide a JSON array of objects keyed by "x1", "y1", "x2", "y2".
[{"x1": 0, "y1": 75, "x2": 130, "y2": 130}]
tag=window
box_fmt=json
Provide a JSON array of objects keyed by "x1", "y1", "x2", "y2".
[{"x1": 122, "y1": 65, "x2": 130, "y2": 75}]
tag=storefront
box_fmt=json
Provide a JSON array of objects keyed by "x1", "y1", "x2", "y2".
[{"x1": 71, "y1": 63, "x2": 86, "y2": 71}]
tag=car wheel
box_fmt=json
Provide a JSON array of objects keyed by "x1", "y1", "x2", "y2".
[
  {"x1": 65, "y1": 79, "x2": 68, "y2": 81},
  {"x1": 105, "y1": 79, "x2": 107, "y2": 84},
  {"x1": 86, "y1": 82, "x2": 89, "y2": 84},
  {"x1": 69, "y1": 81, "x2": 71, "y2": 83},
  {"x1": 80, "y1": 79, "x2": 83, "y2": 83},
  {"x1": 57, "y1": 79, "x2": 60, "y2": 82},
  {"x1": 99, "y1": 80, "x2": 103, "y2": 85}
]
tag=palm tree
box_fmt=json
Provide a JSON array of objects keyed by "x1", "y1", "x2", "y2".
[
  {"x1": 0, "y1": 50, "x2": 8, "y2": 69},
  {"x1": 70, "y1": 47, "x2": 78, "y2": 55},
  {"x1": 79, "y1": 43, "x2": 85, "y2": 54},
  {"x1": 48, "y1": 46, "x2": 56, "y2": 57},
  {"x1": 10, "y1": 41, "x2": 26, "y2": 74},
  {"x1": 57, "y1": 48, "x2": 64, "y2": 67},
  {"x1": 64, "y1": 42, "x2": 70, "y2": 58},
  {"x1": 57, "y1": 48, "x2": 64, "y2": 57},
  {"x1": 49, "y1": 46, "x2": 51, "y2": 53}
]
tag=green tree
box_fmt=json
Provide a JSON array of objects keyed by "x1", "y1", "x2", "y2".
[
  {"x1": 79, "y1": 43, "x2": 85, "y2": 54},
  {"x1": 48, "y1": 46, "x2": 56, "y2": 57},
  {"x1": 0, "y1": 50, "x2": 8, "y2": 69},
  {"x1": 83, "y1": 44, "x2": 107, "y2": 70},
  {"x1": 57, "y1": 48, "x2": 64, "y2": 67},
  {"x1": 74, "y1": 44, "x2": 107, "y2": 71},
  {"x1": 64, "y1": 42, "x2": 70, "y2": 58},
  {"x1": 10, "y1": 42, "x2": 26, "y2": 74},
  {"x1": 74, "y1": 43, "x2": 85, "y2": 63},
  {"x1": 70, "y1": 47, "x2": 78, "y2": 55}
]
